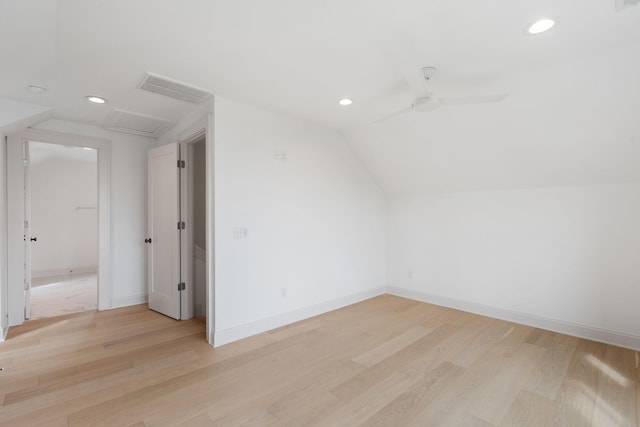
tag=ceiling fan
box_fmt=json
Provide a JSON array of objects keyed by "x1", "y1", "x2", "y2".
[{"x1": 375, "y1": 67, "x2": 508, "y2": 122}]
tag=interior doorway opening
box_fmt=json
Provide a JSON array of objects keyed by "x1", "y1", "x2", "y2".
[
  {"x1": 7, "y1": 128, "x2": 111, "y2": 329},
  {"x1": 145, "y1": 112, "x2": 213, "y2": 345},
  {"x1": 146, "y1": 130, "x2": 211, "y2": 340},
  {"x1": 26, "y1": 141, "x2": 98, "y2": 319}
]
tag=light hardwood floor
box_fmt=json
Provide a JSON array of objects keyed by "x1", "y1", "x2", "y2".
[
  {"x1": 30, "y1": 273, "x2": 97, "y2": 319},
  {"x1": 0, "y1": 295, "x2": 638, "y2": 426}
]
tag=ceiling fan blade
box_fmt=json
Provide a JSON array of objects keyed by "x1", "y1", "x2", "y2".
[
  {"x1": 440, "y1": 93, "x2": 508, "y2": 106},
  {"x1": 373, "y1": 106, "x2": 412, "y2": 123},
  {"x1": 401, "y1": 66, "x2": 431, "y2": 98}
]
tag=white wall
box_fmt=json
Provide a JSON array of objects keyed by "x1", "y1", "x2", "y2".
[
  {"x1": 30, "y1": 154, "x2": 98, "y2": 277},
  {"x1": 388, "y1": 183, "x2": 640, "y2": 347},
  {"x1": 213, "y1": 97, "x2": 387, "y2": 344},
  {"x1": 31, "y1": 120, "x2": 157, "y2": 307}
]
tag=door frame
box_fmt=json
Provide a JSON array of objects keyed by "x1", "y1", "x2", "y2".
[
  {"x1": 176, "y1": 114, "x2": 214, "y2": 345},
  {"x1": 7, "y1": 129, "x2": 111, "y2": 326},
  {"x1": 24, "y1": 140, "x2": 32, "y2": 320}
]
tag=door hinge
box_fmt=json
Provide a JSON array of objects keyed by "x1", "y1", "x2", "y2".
[
  {"x1": 24, "y1": 281, "x2": 29, "y2": 291},
  {"x1": 178, "y1": 282, "x2": 186, "y2": 291},
  {"x1": 177, "y1": 160, "x2": 185, "y2": 168},
  {"x1": 24, "y1": 220, "x2": 29, "y2": 229},
  {"x1": 177, "y1": 221, "x2": 185, "y2": 230}
]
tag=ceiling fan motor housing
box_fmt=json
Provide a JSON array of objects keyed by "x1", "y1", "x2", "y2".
[{"x1": 412, "y1": 96, "x2": 440, "y2": 111}]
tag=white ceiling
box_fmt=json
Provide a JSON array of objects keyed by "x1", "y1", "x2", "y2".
[{"x1": 2, "y1": 0, "x2": 640, "y2": 193}]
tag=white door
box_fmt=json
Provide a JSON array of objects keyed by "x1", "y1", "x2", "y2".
[
  {"x1": 147, "y1": 143, "x2": 181, "y2": 319},
  {"x1": 23, "y1": 141, "x2": 32, "y2": 320}
]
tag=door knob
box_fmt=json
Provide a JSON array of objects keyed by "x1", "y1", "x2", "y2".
[
  {"x1": 144, "y1": 238, "x2": 152, "y2": 243},
  {"x1": 30, "y1": 237, "x2": 37, "y2": 242}
]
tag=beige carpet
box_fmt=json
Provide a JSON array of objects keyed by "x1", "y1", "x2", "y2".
[{"x1": 30, "y1": 273, "x2": 97, "y2": 319}]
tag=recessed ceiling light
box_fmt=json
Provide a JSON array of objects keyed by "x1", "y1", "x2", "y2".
[
  {"x1": 527, "y1": 18, "x2": 556, "y2": 35},
  {"x1": 86, "y1": 95, "x2": 108, "y2": 104},
  {"x1": 28, "y1": 85, "x2": 47, "y2": 93},
  {"x1": 339, "y1": 98, "x2": 353, "y2": 106}
]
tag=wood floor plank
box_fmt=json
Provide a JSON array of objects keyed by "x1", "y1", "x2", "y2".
[
  {"x1": 487, "y1": 323, "x2": 535, "y2": 355},
  {"x1": 318, "y1": 370, "x2": 419, "y2": 426},
  {"x1": 466, "y1": 342, "x2": 546, "y2": 425},
  {"x1": 358, "y1": 362, "x2": 463, "y2": 426},
  {"x1": 0, "y1": 385, "x2": 125, "y2": 427},
  {"x1": 448, "y1": 319, "x2": 512, "y2": 368},
  {"x1": 352, "y1": 324, "x2": 437, "y2": 367},
  {"x1": 499, "y1": 390, "x2": 554, "y2": 427},
  {"x1": 545, "y1": 339, "x2": 607, "y2": 426},
  {"x1": 1, "y1": 297, "x2": 638, "y2": 426},
  {"x1": 591, "y1": 344, "x2": 637, "y2": 427},
  {"x1": 525, "y1": 328, "x2": 557, "y2": 348},
  {"x1": 404, "y1": 349, "x2": 507, "y2": 426},
  {"x1": 524, "y1": 334, "x2": 579, "y2": 400},
  {"x1": 329, "y1": 323, "x2": 456, "y2": 402}
]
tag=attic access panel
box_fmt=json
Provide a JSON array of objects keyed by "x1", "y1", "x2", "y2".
[{"x1": 104, "y1": 109, "x2": 174, "y2": 138}]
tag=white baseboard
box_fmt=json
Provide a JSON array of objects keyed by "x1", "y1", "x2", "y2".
[
  {"x1": 111, "y1": 293, "x2": 148, "y2": 309},
  {"x1": 32, "y1": 266, "x2": 97, "y2": 279},
  {"x1": 0, "y1": 326, "x2": 7, "y2": 342},
  {"x1": 387, "y1": 286, "x2": 640, "y2": 351},
  {"x1": 214, "y1": 287, "x2": 386, "y2": 347}
]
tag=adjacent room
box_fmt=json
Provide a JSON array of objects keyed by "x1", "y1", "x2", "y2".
[
  {"x1": 0, "y1": 0, "x2": 639, "y2": 425},
  {"x1": 27, "y1": 141, "x2": 98, "y2": 319}
]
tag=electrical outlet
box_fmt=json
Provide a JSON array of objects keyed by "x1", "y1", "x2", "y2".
[
  {"x1": 280, "y1": 287, "x2": 288, "y2": 298},
  {"x1": 233, "y1": 227, "x2": 248, "y2": 239},
  {"x1": 408, "y1": 269, "x2": 413, "y2": 279}
]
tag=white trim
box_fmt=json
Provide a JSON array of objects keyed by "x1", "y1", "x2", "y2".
[
  {"x1": 0, "y1": 134, "x2": 7, "y2": 334},
  {"x1": 31, "y1": 266, "x2": 97, "y2": 279},
  {"x1": 214, "y1": 287, "x2": 386, "y2": 347},
  {"x1": 112, "y1": 293, "x2": 147, "y2": 309},
  {"x1": 0, "y1": 326, "x2": 7, "y2": 342},
  {"x1": 386, "y1": 286, "x2": 640, "y2": 351},
  {"x1": 6, "y1": 129, "x2": 111, "y2": 326},
  {"x1": 205, "y1": 112, "x2": 215, "y2": 346},
  {"x1": 6, "y1": 136, "x2": 23, "y2": 325}
]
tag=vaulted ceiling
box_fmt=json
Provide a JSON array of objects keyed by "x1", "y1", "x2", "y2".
[{"x1": 2, "y1": 0, "x2": 639, "y2": 193}]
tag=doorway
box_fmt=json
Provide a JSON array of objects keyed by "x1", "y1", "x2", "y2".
[
  {"x1": 27, "y1": 142, "x2": 98, "y2": 319},
  {"x1": 6, "y1": 129, "x2": 111, "y2": 327},
  {"x1": 146, "y1": 124, "x2": 213, "y2": 344}
]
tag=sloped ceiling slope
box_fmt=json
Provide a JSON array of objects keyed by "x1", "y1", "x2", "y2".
[
  {"x1": 1, "y1": 1, "x2": 639, "y2": 193},
  {"x1": 345, "y1": 39, "x2": 640, "y2": 194}
]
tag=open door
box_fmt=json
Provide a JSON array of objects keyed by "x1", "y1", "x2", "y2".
[
  {"x1": 147, "y1": 143, "x2": 181, "y2": 319},
  {"x1": 23, "y1": 141, "x2": 32, "y2": 320}
]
